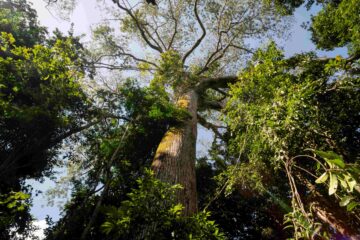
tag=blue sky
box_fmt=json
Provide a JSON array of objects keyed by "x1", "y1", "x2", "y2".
[{"x1": 26, "y1": 0, "x2": 348, "y2": 234}]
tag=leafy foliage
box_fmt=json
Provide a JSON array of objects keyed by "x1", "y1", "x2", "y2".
[
  {"x1": 0, "y1": 0, "x2": 93, "y2": 236},
  {"x1": 0, "y1": 0, "x2": 46, "y2": 47},
  {"x1": 311, "y1": 0, "x2": 360, "y2": 53},
  {"x1": 2, "y1": 0, "x2": 360, "y2": 239},
  {"x1": 225, "y1": 42, "x2": 360, "y2": 237},
  {"x1": 0, "y1": 191, "x2": 31, "y2": 238},
  {"x1": 101, "y1": 169, "x2": 225, "y2": 240},
  {"x1": 0, "y1": 31, "x2": 90, "y2": 186}
]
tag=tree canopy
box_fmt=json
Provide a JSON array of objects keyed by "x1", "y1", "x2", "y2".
[{"x1": 0, "y1": 0, "x2": 359, "y2": 239}]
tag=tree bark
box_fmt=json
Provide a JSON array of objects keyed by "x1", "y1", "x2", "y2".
[
  {"x1": 311, "y1": 199, "x2": 360, "y2": 239},
  {"x1": 151, "y1": 90, "x2": 198, "y2": 216},
  {"x1": 296, "y1": 173, "x2": 360, "y2": 239}
]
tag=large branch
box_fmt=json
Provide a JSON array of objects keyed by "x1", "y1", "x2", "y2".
[
  {"x1": 149, "y1": 15, "x2": 167, "y2": 50},
  {"x1": 195, "y1": 75, "x2": 238, "y2": 93},
  {"x1": 229, "y1": 44, "x2": 254, "y2": 54},
  {"x1": 197, "y1": 114, "x2": 225, "y2": 139},
  {"x1": 93, "y1": 62, "x2": 157, "y2": 71},
  {"x1": 200, "y1": 99, "x2": 224, "y2": 111},
  {"x1": 112, "y1": 0, "x2": 163, "y2": 53},
  {"x1": 182, "y1": 0, "x2": 206, "y2": 64},
  {"x1": 167, "y1": 0, "x2": 178, "y2": 50},
  {"x1": 314, "y1": 52, "x2": 360, "y2": 64},
  {"x1": 92, "y1": 53, "x2": 158, "y2": 69},
  {"x1": 197, "y1": 32, "x2": 249, "y2": 75}
]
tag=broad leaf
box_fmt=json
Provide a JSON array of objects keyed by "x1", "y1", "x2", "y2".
[
  {"x1": 346, "y1": 202, "x2": 359, "y2": 212},
  {"x1": 339, "y1": 196, "x2": 355, "y2": 207},
  {"x1": 328, "y1": 173, "x2": 338, "y2": 195},
  {"x1": 327, "y1": 158, "x2": 345, "y2": 169},
  {"x1": 315, "y1": 172, "x2": 328, "y2": 184},
  {"x1": 315, "y1": 150, "x2": 341, "y2": 160}
]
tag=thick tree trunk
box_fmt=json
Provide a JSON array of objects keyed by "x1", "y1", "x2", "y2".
[{"x1": 151, "y1": 90, "x2": 198, "y2": 216}]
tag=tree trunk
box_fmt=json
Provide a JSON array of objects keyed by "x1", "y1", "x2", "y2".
[
  {"x1": 311, "y1": 199, "x2": 360, "y2": 239},
  {"x1": 151, "y1": 90, "x2": 198, "y2": 216},
  {"x1": 296, "y1": 173, "x2": 360, "y2": 239}
]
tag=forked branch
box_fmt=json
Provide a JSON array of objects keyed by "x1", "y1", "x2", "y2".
[
  {"x1": 195, "y1": 75, "x2": 238, "y2": 93},
  {"x1": 112, "y1": 0, "x2": 163, "y2": 53},
  {"x1": 197, "y1": 114, "x2": 225, "y2": 139},
  {"x1": 182, "y1": 0, "x2": 206, "y2": 64}
]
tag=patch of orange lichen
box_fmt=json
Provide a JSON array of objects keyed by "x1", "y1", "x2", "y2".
[{"x1": 177, "y1": 97, "x2": 190, "y2": 109}]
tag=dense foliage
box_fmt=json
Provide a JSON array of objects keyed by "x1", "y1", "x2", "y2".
[
  {"x1": 225, "y1": 42, "x2": 359, "y2": 238},
  {"x1": 0, "y1": 0, "x2": 92, "y2": 237},
  {"x1": 0, "y1": 0, "x2": 359, "y2": 239}
]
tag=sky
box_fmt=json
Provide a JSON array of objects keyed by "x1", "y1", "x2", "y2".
[{"x1": 24, "y1": 0, "x2": 347, "y2": 238}]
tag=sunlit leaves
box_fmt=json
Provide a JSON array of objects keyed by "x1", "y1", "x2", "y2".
[
  {"x1": 152, "y1": 50, "x2": 184, "y2": 90},
  {"x1": 311, "y1": 150, "x2": 360, "y2": 210},
  {"x1": 101, "y1": 169, "x2": 225, "y2": 239},
  {"x1": 311, "y1": 0, "x2": 360, "y2": 53},
  {"x1": 225, "y1": 39, "x2": 360, "y2": 238},
  {"x1": 315, "y1": 172, "x2": 328, "y2": 184}
]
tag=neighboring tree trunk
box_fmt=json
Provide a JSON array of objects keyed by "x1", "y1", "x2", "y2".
[
  {"x1": 296, "y1": 173, "x2": 360, "y2": 239},
  {"x1": 151, "y1": 89, "x2": 198, "y2": 216},
  {"x1": 311, "y1": 198, "x2": 359, "y2": 239}
]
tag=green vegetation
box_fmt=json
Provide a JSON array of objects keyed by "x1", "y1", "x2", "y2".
[{"x1": 0, "y1": 0, "x2": 359, "y2": 239}]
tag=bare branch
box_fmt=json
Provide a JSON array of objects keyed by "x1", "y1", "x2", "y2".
[
  {"x1": 149, "y1": 15, "x2": 168, "y2": 50},
  {"x1": 200, "y1": 100, "x2": 224, "y2": 111},
  {"x1": 197, "y1": 32, "x2": 243, "y2": 76},
  {"x1": 167, "y1": 0, "x2": 178, "y2": 50},
  {"x1": 214, "y1": 88, "x2": 229, "y2": 97},
  {"x1": 195, "y1": 75, "x2": 238, "y2": 93},
  {"x1": 229, "y1": 44, "x2": 254, "y2": 54},
  {"x1": 182, "y1": 0, "x2": 206, "y2": 64},
  {"x1": 112, "y1": 0, "x2": 163, "y2": 53},
  {"x1": 197, "y1": 114, "x2": 225, "y2": 139},
  {"x1": 93, "y1": 53, "x2": 158, "y2": 68},
  {"x1": 93, "y1": 62, "x2": 156, "y2": 71}
]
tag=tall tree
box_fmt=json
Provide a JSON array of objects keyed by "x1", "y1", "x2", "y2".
[
  {"x1": 85, "y1": 0, "x2": 287, "y2": 216},
  {"x1": 0, "y1": 0, "x2": 101, "y2": 236},
  {"x1": 224, "y1": 0, "x2": 360, "y2": 234}
]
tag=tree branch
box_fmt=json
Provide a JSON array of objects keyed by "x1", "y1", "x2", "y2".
[
  {"x1": 200, "y1": 99, "x2": 224, "y2": 111},
  {"x1": 149, "y1": 15, "x2": 167, "y2": 50},
  {"x1": 112, "y1": 0, "x2": 163, "y2": 53},
  {"x1": 182, "y1": 0, "x2": 206, "y2": 64},
  {"x1": 229, "y1": 44, "x2": 254, "y2": 54},
  {"x1": 167, "y1": 0, "x2": 178, "y2": 50},
  {"x1": 93, "y1": 62, "x2": 156, "y2": 71},
  {"x1": 195, "y1": 75, "x2": 238, "y2": 93},
  {"x1": 92, "y1": 53, "x2": 158, "y2": 69},
  {"x1": 197, "y1": 114, "x2": 225, "y2": 139}
]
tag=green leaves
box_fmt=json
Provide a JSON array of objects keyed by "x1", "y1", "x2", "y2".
[
  {"x1": 315, "y1": 150, "x2": 345, "y2": 169},
  {"x1": 314, "y1": 151, "x2": 359, "y2": 196},
  {"x1": 328, "y1": 173, "x2": 338, "y2": 195},
  {"x1": 315, "y1": 172, "x2": 328, "y2": 184},
  {"x1": 346, "y1": 201, "x2": 359, "y2": 211},
  {"x1": 152, "y1": 50, "x2": 184, "y2": 90},
  {"x1": 311, "y1": 0, "x2": 360, "y2": 53},
  {"x1": 339, "y1": 196, "x2": 355, "y2": 207},
  {"x1": 312, "y1": 150, "x2": 360, "y2": 211},
  {"x1": 226, "y1": 38, "x2": 360, "y2": 239},
  {"x1": 101, "y1": 169, "x2": 225, "y2": 239},
  {"x1": 283, "y1": 207, "x2": 324, "y2": 240}
]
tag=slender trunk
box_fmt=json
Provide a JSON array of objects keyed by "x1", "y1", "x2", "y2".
[{"x1": 151, "y1": 90, "x2": 198, "y2": 216}]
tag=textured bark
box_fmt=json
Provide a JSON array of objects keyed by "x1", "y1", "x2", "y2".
[
  {"x1": 311, "y1": 200, "x2": 360, "y2": 239},
  {"x1": 151, "y1": 90, "x2": 198, "y2": 216},
  {"x1": 296, "y1": 174, "x2": 360, "y2": 239}
]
